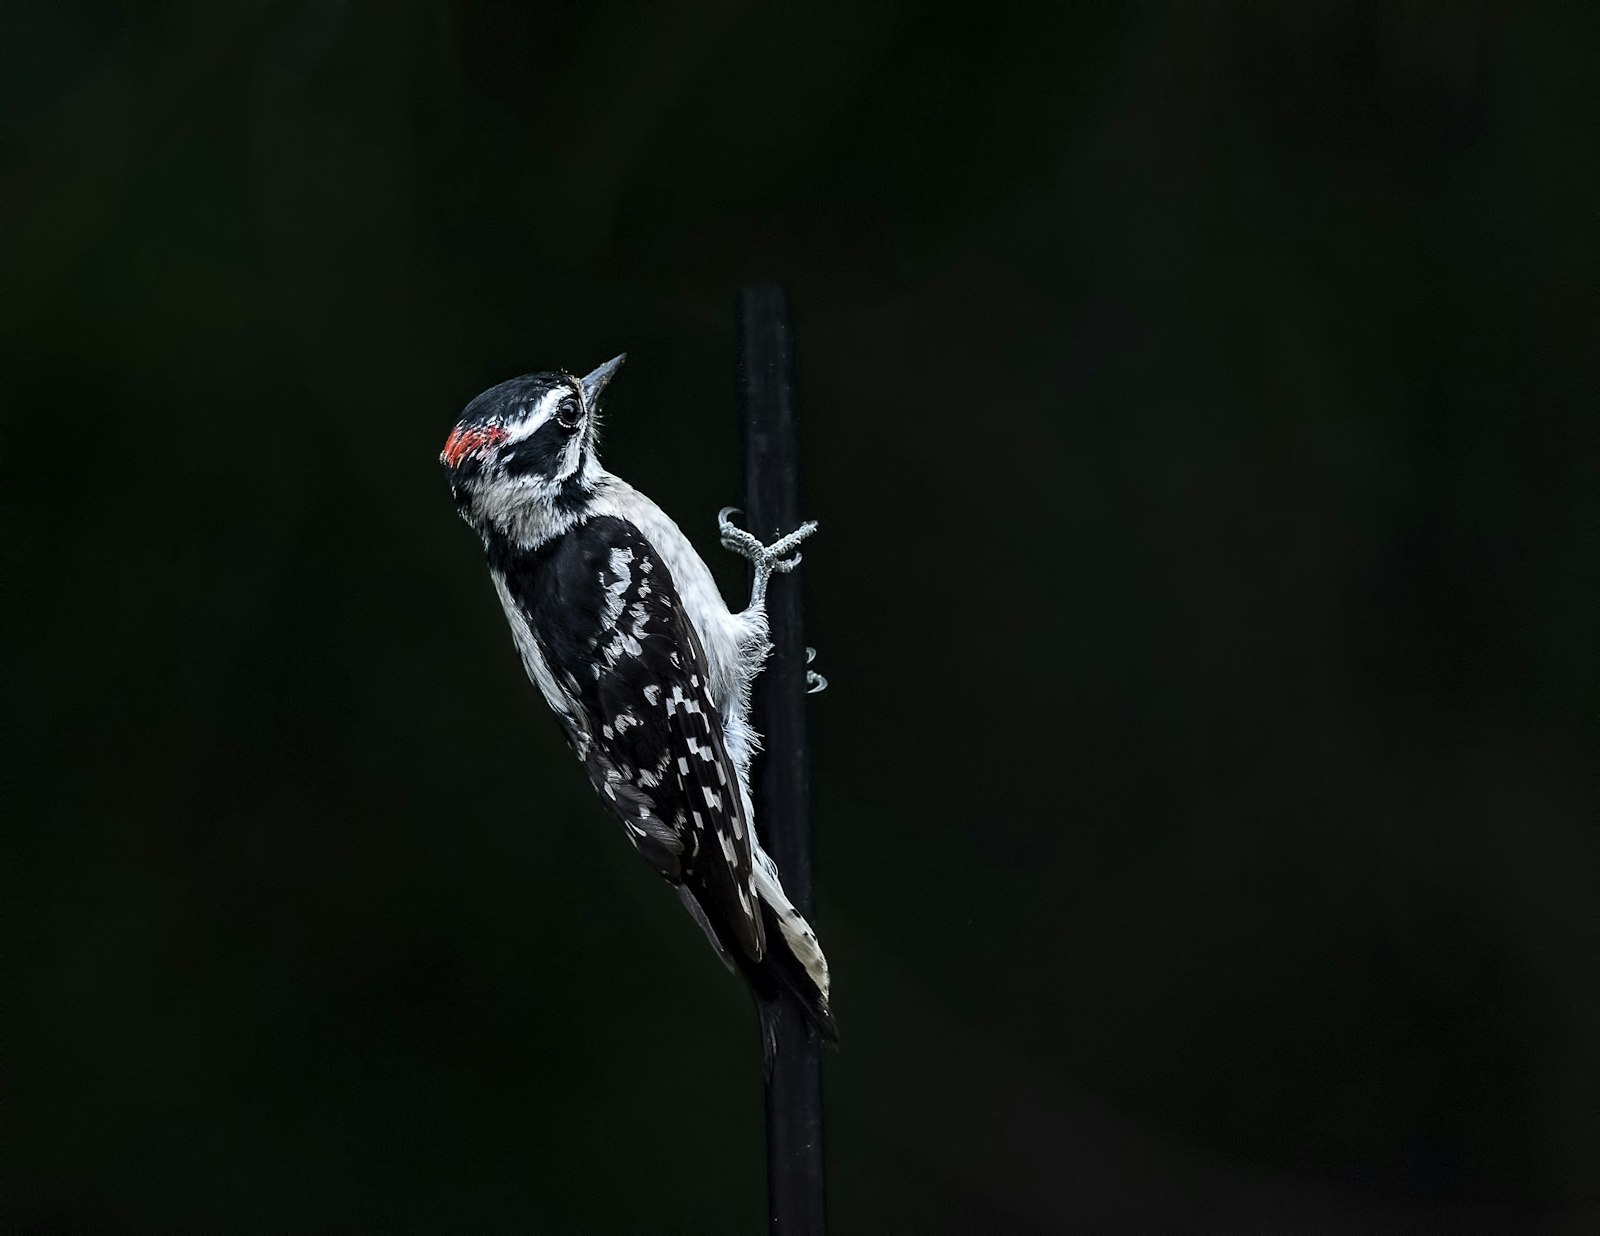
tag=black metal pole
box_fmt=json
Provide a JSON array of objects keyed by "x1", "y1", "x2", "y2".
[{"x1": 738, "y1": 282, "x2": 825, "y2": 1236}]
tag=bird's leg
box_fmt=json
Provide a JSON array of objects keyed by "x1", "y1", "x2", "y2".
[{"x1": 717, "y1": 508, "x2": 817, "y2": 609}]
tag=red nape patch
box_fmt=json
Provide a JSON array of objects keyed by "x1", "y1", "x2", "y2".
[{"x1": 440, "y1": 424, "x2": 507, "y2": 468}]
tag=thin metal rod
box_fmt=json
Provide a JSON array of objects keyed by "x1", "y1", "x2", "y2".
[{"x1": 739, "y1": 282, "x2": 825, "y2": 1236}]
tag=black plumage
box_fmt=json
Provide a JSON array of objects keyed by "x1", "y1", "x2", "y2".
[
  {"x1": 499, "y1": 416, "x2": 578, "y2": 481},
  {"x1": 488, "y1": 516, "x2": 767, "y2": 965}
]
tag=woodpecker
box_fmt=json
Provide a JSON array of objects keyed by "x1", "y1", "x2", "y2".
[{"x1": 441, "y1": 356, "x2": 834, "y2": 1052}]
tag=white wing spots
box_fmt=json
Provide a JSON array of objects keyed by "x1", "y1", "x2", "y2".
[
  {"x1": 601, "y1": 546, "x2": 635, "y2": 628},
  {"x1": 701, "y1": 785, "x2": 722, "y2": 810},
  {"x1": 638, "y1": 750, "x2": 670, "y2": 790},
  {"x1": 663, "y1": 685, "x2": 704, "y2": 717},
  {"x1": 594, "y1": 544, "x2": 652, "y2": 670},
  {"x1": 643, "y1": 684, "x2": 661, "y2": 706},
  {"x1": 719, "y1": 830, "x2": 739, "y2": 864},
  {"x1": 665, "y1": 685, "x2": 704, "y2": 714},
  {"x1": 677, "y1": 756, "x2": 690, "y2": 775}
]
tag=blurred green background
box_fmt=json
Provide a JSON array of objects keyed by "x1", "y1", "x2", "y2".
[{"x1": 6, "y1": 1, "x2": 1597, "y2": 1230}]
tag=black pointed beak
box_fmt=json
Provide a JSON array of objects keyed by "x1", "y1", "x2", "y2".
[{"x1": 580, "y1": 354, "x2": 625, "y2": 406}]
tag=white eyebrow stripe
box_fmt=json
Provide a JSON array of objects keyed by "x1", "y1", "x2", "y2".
[
  {"x1": 503, "y1": 386, "x2": 573, "y2": 444},
  {"x1": 537, "y1": 386, "x2": 568, "y2": 420}
]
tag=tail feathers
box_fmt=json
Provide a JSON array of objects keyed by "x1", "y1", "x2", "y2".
[
  {"x1": 676, "y1": 882, "x2": 833, "y2": 1046},
  {"x1": 751, "y1": 850, "x2": 830, "y2": 1001},
  {"x1": 747, "y1": 901, "x2": 837, "y2": 1075}
]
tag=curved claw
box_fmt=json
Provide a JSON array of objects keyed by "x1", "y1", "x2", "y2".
[
  {"x1": 772, "y1": 552, "x2": 802, "y2": 574},
  {"x1": 805, "y1": 646, "x2": 817, "y2": 664},
  {"x1": 717, "y1": 507, "x2": 757, "y2": 551},
  {"x1": 807, "y1": 670, "x2": 828, "y2": 695}
]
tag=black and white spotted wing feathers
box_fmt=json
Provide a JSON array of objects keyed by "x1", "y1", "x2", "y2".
[{"x1": 491, "y1": 515, "x2": 765, "y2": 963}]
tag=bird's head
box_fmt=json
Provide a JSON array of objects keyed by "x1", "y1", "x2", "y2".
[{"x1": 441, "y1": 355, "x2": 624, "y2": 536}]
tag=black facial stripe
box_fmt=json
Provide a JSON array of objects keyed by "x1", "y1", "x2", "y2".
[
  {"x1": 551, "y1": 474, "x2": 590, "y2": 516},
  {"x1": 500, "y1": 416, "x2": 575, "y2": 479}
]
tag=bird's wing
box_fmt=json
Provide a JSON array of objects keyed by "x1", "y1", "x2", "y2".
[{"x1": 495, "y1": 514, "x2": 765, "y2": 963}]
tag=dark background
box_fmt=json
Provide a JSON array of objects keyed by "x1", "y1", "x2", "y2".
[{"x1": 6, "y1": 2, "x2": 1597, "y2": 1230}]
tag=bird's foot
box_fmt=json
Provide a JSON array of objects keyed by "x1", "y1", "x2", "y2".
[
  {"x1": 718, "y1": 508, "x2": 817, "y2": 605},
  {"x1": 718, "y1": 507, "x2": 816, "y2": 569}
]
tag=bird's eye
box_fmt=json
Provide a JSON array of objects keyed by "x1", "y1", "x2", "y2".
[{"x1": 555, "y1": 395, "x2": 583, "y2": 431}]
